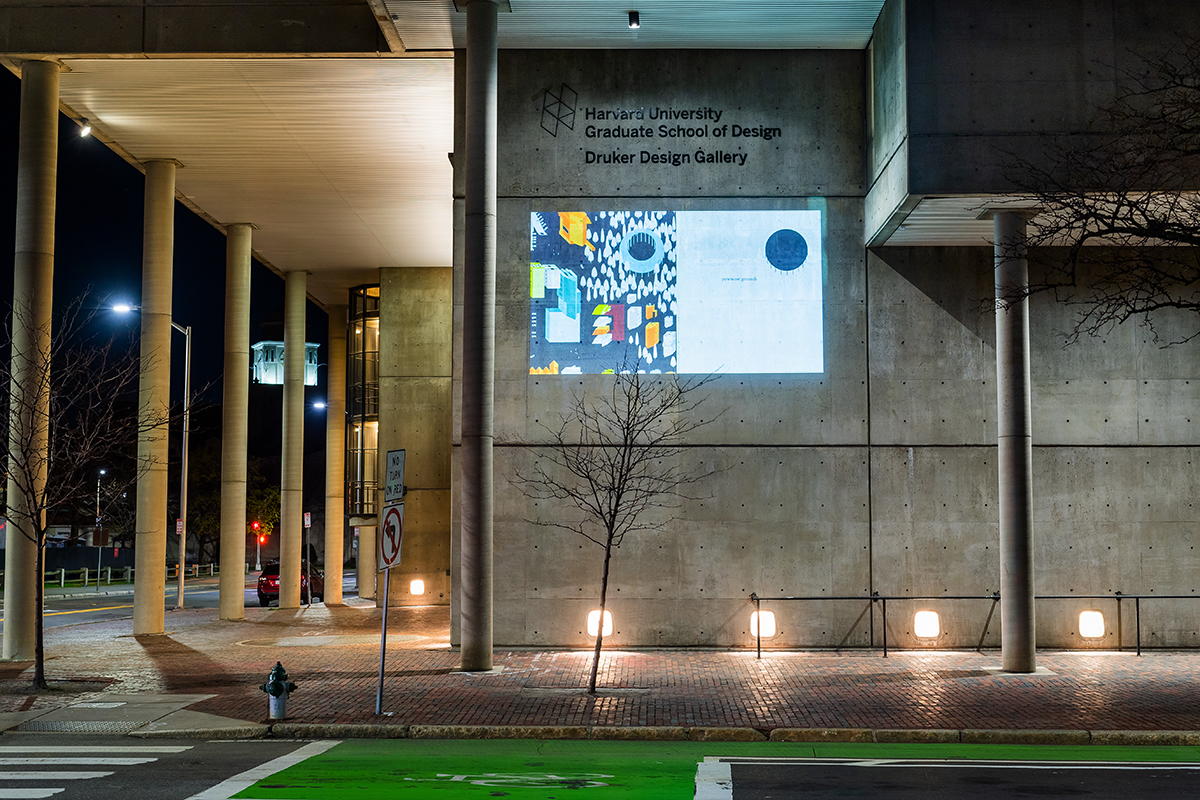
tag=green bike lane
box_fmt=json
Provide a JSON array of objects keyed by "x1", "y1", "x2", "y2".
[{"x1": 226, "y1": 740, "x2": 1200, "y2": 800}]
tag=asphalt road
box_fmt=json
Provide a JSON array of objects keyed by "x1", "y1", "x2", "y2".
[
  {"x1": 1, "y1": 579, "x2": 254, "y2": 630},
  {"x1": 0, "y1": 734, "x2": 319, "y2": 800},
  {"x1": 726, "y1": 759, "x2": 1200, "y2": 800}
]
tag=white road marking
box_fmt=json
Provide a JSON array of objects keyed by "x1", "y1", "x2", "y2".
[
  {"x1": 0, "y1": 789, "x2": 65, "y2": 798},
  {"x1": 0, "y1": 747, "x2": 191, "y2": 754},
  {"x1": 0, "y1": 759, "x2": 157, "y2": 766},
  {"x1": 0, "y1": 773, "x2": 112, "y2": 781},
  {"x1": 184, "y1": 740, "x2": 342, "y2": 800}
]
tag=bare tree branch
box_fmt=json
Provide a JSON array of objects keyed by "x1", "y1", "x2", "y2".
[{"x1": 512, "y1": 359, "x2": 725, "y2": 692}]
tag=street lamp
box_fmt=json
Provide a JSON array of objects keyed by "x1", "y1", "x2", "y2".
[
  {"x1": 96, "y1": 468, "x2": 107, "y2": 526},
  {"x1": 114, "y1": 303, "x2": 192, "y2": 609}
]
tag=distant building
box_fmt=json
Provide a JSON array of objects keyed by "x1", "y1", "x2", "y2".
[{"x1": 251, "y1": 341, "x2": 320, "y2": 386}]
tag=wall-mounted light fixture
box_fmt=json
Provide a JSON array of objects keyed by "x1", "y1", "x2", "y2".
[
  {"x1": 628, "y1": 10, "x2": 640, "y2": 29},
  {"x1": 410, "y1": 579, "x2": 425, "y2": 595},
  {"x1": 587, "y1": 609, "x2": 613, "y2": 637},
  {"x1": 79, "y1": 118, "x2": 91, "y2": 137},
  {"x1": 1078, "y1": 609, "x2": 1105, "y2": 639},
  {"x1": 913, "y1": 610, "x2": 941, "y2": 640},
  {"x1": 750, "y1": 610, "x2": 776, "y2": 637}
]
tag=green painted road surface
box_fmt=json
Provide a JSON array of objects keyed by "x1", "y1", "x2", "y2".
[{"x1": 232, "y1": 741, "x2": 1200, "y2": 800}]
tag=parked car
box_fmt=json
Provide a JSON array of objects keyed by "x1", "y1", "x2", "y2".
[{"x1": 257, "y1": 561, "x2": 325, "y2": 606}]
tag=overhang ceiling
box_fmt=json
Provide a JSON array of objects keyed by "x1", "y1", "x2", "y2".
[
  {"x1": 21, "y1": 2, "x2": 909, "y2": 307},
  {"x1": 387, "y1": 1, "x2": 888, "y2": 50},
  {"x1": 56, "y1": 57, "x2": 455, "y2": 306}
]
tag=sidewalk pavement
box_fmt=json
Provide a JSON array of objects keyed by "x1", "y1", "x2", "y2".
[{"x1": 2, "y1": 594, "x2": 1200, "y2": 743}]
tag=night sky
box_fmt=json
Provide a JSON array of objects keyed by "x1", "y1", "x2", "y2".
[{"x1": 1, "y1": 66, "x2": 333, "y2": 495}]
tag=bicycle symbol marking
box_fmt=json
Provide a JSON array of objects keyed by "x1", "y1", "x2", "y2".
[{"x1": 403, "y1": 773, "x2": 614, "y2": 788}]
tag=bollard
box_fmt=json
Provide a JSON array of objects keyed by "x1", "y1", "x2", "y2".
[
  {"x1": 259, "y1": 661, "x2": 298, "y2": 720},
  {"x1": 123, "y1": 566, "x2": 133, "y2": 583},
  {"x1": 59, "y1": 569, "x2": 66, "y2": 587}
]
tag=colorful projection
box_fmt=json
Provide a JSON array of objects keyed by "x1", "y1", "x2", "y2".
[{"x1": 529, "y1": 210, "x2": 823, "y2": 374}]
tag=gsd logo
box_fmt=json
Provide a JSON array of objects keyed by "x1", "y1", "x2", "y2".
[{"x1": 541, "y1": 83, "x2": 577, "y2": 137}]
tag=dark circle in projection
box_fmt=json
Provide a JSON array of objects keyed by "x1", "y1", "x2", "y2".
[
  {"x1": 619, "y1": 228, "x2": 665, "y2": 274},
  {"x1": 765, "y1": 229, "x2": 808, "y2": 272}
]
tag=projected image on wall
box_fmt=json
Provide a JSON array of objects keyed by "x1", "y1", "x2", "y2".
[{"x1": 529, "y1": 210, "x2": 823, "y2": 375}]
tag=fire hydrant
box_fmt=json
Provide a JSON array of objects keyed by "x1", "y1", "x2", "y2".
[{"x1": 260, "y1": 661, "x2": 298, "y2": 720}]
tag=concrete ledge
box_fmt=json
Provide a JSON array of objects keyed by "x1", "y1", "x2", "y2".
[
  {"x1": 874, "y1": 729, "x2": 962, "y2": 743},
  {"x1": 589, "y1": 726, "x2": 688, "y2": 741},
  {"x1": 409, "y1": 725, "x2": 588, "y2": 740},
  {"x1": 131, "y1": 725, "x2": 269, "y2": 740},
  {"x1": 961, "y1": 729, "x2": 1090, "y2": 745},
  {"x1": 689, "y1": 727, "x2": 768, "y2": 742},
  {"x1": 271, "y1": 723, "x2": 409, "y2": 739},
  {"x1": 769, "y1": 728, "x2": 873, "y2": 743},
  {"x1": 1091, "y1": 730, "x2": 1200, "y2": 746}
]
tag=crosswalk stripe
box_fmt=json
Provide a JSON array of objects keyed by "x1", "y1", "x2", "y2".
[
  {"x1": 0, "y1": 789, "x2": 64, "y2": 799},
  {"x1": 185, "y1": 740, "x2": 341, "y2": 800},
  {"x1": 0, "y1": 759, "x2": 157, "y2": 766},
  {"x1": 0, "y1": 747, "x2": 190, "y2": 754},
  {"x1": 0, "y1": 773, "x2": 112, "y2": 781}
]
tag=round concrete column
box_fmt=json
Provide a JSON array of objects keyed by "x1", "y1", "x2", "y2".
[
  {"x1": 278, "y1": 271, "x2": 306, "y2": 608},
  {"x1": 4, "y1": 59, "x2": 59, "y2": 662},
  {"x1": 219, "y1": 223, "x2": 253, "y2": 620},
  {"x1": 133, "y1": 159, "x2": 178, "y2": 636},
  {"x1": 993, "y1": 209, "x2": 1037, "y2": 673},
  {"x1": 460, "y1": 0, "x2": 498, "y2": 672},
  {"x1": 324, "y1": 304, "x2": 348, "y2": 604}
]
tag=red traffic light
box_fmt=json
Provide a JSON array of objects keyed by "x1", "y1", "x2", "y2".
[
  {"x1": 258, "y1": 535, "x2": 266, "y2": 545},
  {"x1": 251, "y1": 521, "x2": 260, "y2": 531}
]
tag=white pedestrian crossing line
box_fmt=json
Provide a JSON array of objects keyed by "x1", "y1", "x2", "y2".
[
  {"x1": 0, "y1": 773, "x2": 111, "y2": 781},
  {"x1": 0, "y1": 759, "x2": 158, "y2": 766},
  {"x1": 0, "y1": 747, "x2": 191, "y2": 754},
  {"x1": 0, "y1": 743, "x2": 193, "y2": 797},
  {"x1": 185, "y1": 740, "x2": 341, "y2": 800}
]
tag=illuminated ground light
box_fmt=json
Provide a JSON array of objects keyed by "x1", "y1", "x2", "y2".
[
  {"x1": 1079, "y1": 609, "x2": 1106, "y2": 639},
  {"x1": 410, "y1": 579, "x2": 425, "y2": 596},
  {"x1": 587, "y1": 609, "x2": 613, "y2": 637},
  {"x1": 913, "y1": 610, "x2": 941, "y2": 640},
  {"x1": 750, "y1": 610, "x2": 776, "y2": 637}
]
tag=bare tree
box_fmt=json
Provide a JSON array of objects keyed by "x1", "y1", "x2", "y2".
[
  {"x1": 1004, "y1": 37, "x2": 1200, "y2": 344},
  {"x1": 3, "y1": 297, "x2": 169, "y2": 689},
  {"x1": 513, "y1": 365, "x2": 722, "y2": 694}
]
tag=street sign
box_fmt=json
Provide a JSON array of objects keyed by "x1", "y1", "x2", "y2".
[
  {"x1": 379, "y1": 503, "x2": 404, "y2": 571},
  {"x1": 304, "y1": 512, "x2": 311, "y2": 528},
  {"x1": 175, "y1": 519, "x2": 183, "y2": 535},
  {"x1": 384, "y1": 449, "x2": 406, "y2": 505}
]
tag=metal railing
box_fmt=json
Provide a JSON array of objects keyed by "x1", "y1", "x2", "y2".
[{"x1": 748, "y1": 591, "x2": 1192, "y2": 658}]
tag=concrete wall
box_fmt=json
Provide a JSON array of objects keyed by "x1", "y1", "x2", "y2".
[
  {"x1": 454, "y1": 17, "x2": 1200, "y2": 651},
  {"x1": 377, "y1": 267, "x2": 453, "y2": 606}
]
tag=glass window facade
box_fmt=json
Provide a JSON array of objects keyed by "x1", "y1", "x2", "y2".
[{"x1": 347, "y1": 285, "x2": 380, "y2": 516}]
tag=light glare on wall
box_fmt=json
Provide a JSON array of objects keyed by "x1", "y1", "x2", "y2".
[
  {"x1": 913, "y1": 610, "x2": 941, "y2": 639},
  {"x1": 587, "y1": 609, "x2": 613, "y2": 637},
  {"x1": 1079, "y1": 610, "x2": 1105, "y2": 639},
  {"x1": 410, "y1": 579, "x2": 425, "y2": 595},
  {"x1": 750, "y1": 610, "x2": 776, "y2": 637}
]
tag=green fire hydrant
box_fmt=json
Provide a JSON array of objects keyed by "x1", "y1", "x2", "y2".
[{"x1": 260, "y1": 661, "x2": 298, "y2": 720}]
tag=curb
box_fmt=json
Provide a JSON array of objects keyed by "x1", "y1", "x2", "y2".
[{"x1": 124, "y1": 724, "x2": 1200, "y2": 745}]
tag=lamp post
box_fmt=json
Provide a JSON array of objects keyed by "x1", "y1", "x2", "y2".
[
  {"x1": 96, "y1": 468, "x2": 107, "y2": 592},
  {"x1": 95, "y1": 468, "x2": 106, "y2": 526},
  {"x1": 114, "y1": 303, "x2": 192, "y2": 609}
]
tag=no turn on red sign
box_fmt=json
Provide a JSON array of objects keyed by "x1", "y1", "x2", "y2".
[{"x1": 379, "y1": 503, "x2": 404, "y2": 571}]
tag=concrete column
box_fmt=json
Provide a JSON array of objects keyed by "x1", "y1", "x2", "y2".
[
  {"x1": 460, "y1": 0, "x2": 498, "y2": 671},
  {"x1": 378, "y1": 269, "x2": 453, "y2": 608},
  {"x1": 357, "y1": 525, "x2": 377, "y2": 599},
  {"x1": 4, "y1": 59, "x2": 58, "y2": 661},
  {"x1": 133, "y1": 159, "x2": 178, "y2": 635},
  {"x1": 219, "y1": 223, "x2": 253, "y2": 620},
  {"x1": 278, "y1": 271, "x2": 306, "y2": 608},
  {"x1": 992, "y1": 209, "x2": 1037, "y2": 673},
  {"x1": 324, "y1": 304, "x2": 348, "y2": 604}
]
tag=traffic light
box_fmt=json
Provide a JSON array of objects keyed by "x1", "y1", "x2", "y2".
[
  {"x1": 258, "y1": 535, "x2": 266, "y2": 545},
  {"x1": 251, "y1": 521, "x2": 261, "y2": 532}
]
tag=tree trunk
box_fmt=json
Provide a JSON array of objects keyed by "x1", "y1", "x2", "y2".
[
  {"x1": 587, "y1": 536, "x2": 615, "y2": 694},
  {"x1": 33, "y1": 541, "x2": 47, "y2": 691}
]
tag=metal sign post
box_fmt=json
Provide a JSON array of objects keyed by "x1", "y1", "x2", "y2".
[
  {"x1": 303, "y1": 512, "x2": 312, "y2": 606},
  {"x1": 376, "y1": 449, "x2": 405, "y2": 716}
]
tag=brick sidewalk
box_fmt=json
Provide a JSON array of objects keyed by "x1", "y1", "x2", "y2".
[{"x1": 5, "y1": 602, "x2": 1199, "y2": 733}]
